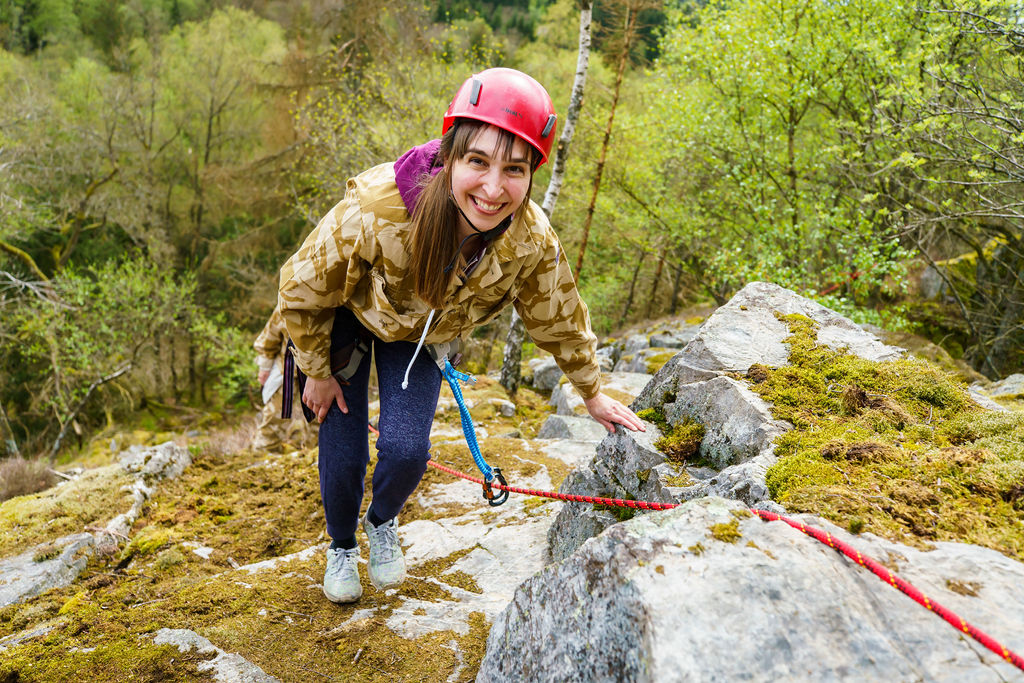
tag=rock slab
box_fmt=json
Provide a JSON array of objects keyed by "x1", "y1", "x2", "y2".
[{"x1": 483, "y1": 497, "x2": 1024, "y2": 682}]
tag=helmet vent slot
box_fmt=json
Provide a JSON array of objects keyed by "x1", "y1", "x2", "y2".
[
  {"x1": 470, "y1": 79, "x2": 482, "y2": 106},
  {"x1": 541, "y1": 114, "x2": 556, "y2": 139}
]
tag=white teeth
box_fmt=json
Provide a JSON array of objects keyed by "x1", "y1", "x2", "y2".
[{"x1": 473, "y1": 198, "x2": 502, "y2": 212}]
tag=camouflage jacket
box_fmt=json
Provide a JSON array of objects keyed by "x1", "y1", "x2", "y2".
[
  {"x1": 253, "y1": 306, "x2": 287, "y2": 373},
  {"x1": 278, "y1": 161, "x2": 601, "y2": 398}
]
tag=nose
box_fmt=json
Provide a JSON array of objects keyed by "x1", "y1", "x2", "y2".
[{"x1": 480, "y1": 167, "x2": 503, "y2": 198}]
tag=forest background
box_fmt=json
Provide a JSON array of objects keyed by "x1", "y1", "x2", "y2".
[{"x1": 1, "y1": 0, "x2": 1022, "y2": 463}]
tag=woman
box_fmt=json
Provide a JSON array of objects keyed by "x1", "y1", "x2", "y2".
[{"x1": 279, "y1": 68, "x2": 644, "y2": 604}]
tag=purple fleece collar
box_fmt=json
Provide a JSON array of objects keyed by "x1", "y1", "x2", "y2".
[{"x1": 395, "y1": 139, "x2": 443, "y2": 214}]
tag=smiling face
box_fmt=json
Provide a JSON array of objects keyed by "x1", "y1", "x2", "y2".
[{"x1": 448, "y1": 124, "x2": 534, "y2": 234}]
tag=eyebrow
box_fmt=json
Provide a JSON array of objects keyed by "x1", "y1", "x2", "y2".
[{"x1": 466, "y1": 147, "x2": 531, "y2": 165}]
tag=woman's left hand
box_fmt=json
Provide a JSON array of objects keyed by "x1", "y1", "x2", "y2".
[{"x1": 583, "y1": 392, "x2": 647, "y2": 434}]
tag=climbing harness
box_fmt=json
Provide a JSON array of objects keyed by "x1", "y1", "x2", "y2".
[
  {"x1": 439, "y1": 359, "x2": 508, "y2": 506},
  {"x1": 282, "y1": 327, "x2": 373, "y2": 423},
  {"x1": 424, "y1": 458, "x2": 1024, "y2": 673}
]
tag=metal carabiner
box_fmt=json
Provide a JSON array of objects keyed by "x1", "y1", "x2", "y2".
[{"x1": 482, "y1": 467, "x2": 509, "y2": 507}]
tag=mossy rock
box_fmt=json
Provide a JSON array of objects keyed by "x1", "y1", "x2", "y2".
[
  {"x1": 655, "y1": 419, "x2": 707, "y2": 465},
  {"x1": 753, "y1": 314, "x2": 1024, "y2": 560}
]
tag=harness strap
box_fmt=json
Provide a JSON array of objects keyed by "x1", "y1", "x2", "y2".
[{"x1": 282, "y1": 330, "x2": 372, "y2": 423}]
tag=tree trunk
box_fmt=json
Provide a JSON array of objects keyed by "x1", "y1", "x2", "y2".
[
  {"x1": 574, "y1": 1, "x2": 639, "y2": 281},
  {"x1": 500, "y1": 0, "x2": 593, "y2": 396},
  {"x1": 48, "y1": 363, "x2": 132, "y2": 462},
  {"x1": 669, "y1": 260, "x2": 683, "y2": 315},
  {"x1": 0, "y1": 400, "x2": 20, "y2": 458},
  {"x1": 645, "y1": 245, "x2": 666, "y2": 319},
  {"x1": 618, "y1": 248, "x2": 647, "y2": 328}
]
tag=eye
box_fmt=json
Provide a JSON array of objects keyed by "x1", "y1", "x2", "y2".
[
  {"x1": 505, "y1": 164, "x2": 528, "y2": 176},
  {"x1": 467, "y1": 155, "x2": 487, "y2": 168}
]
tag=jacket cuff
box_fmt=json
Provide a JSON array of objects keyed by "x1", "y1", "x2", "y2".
[
  {"x1": 255, "y1": 355, "x2": 275, "y2": 372},
  {"x1": 565, "y1": 364, "x2": 602, "y2": 401},
  {"x1": 293, "y1": 346, "x2": 332, "y2": 380}
]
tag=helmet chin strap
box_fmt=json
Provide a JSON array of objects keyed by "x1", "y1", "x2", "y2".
[{"x1": 443, "y1": 189, "x2": 513, "y2": 274}]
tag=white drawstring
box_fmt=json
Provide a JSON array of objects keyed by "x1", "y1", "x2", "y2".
[{"x1": 402, "y1": 308, "x2": 436, "y2": 390}]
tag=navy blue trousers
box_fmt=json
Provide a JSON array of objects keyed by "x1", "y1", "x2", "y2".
[{"x1": 318, "y1": 308, "x2": 441, "y2": 542}]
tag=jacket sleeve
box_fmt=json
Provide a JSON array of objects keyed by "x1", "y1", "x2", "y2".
[
  {"x1": 277, "y1": 187, "x2": 377, "y2": 379},
  {"x1": 514, "y1": 225, "x2": 602, "y2": 400},
  {"x1": 253, "y1": 306, "x2": 287, "y2": 372}
]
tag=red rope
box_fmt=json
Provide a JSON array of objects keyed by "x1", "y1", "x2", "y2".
[
  {"x1": 428, "y1": 460, "x2": 676, "y2": 510},
  {"x1": 426, "y1": 460, "x2": 1024, "y2": 672}
]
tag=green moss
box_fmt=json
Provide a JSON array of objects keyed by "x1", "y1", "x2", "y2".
[
  {"x1": 663, "y1": 471, "x2": 694, "y2": 487},
  {"x1": 645, "y1": 351, "x2": 677, "y2": 375},
  {"x1": 637, "y1": 407, "x2": 667, "y2": 430},
  {"x1": 33, "y1": 544, "x2": 61, "y2": 563},
  {"x1": 594, "y1": 502, "x2": 636, "y2": 522},
  {"x1": 753, "y1": 313, "x2": 1024, "y2": 560},
  {"x1": 708, "y1": 520, "x2": 742, "y2": 543},
  {"x1": 654, "y1": 418, "x2": 706, "y2": 464},
  {"x1": 154, "y1": 548, "x2": 186, "y2": 571},
  {"x1": 637, "y1": 469, "x2": 651, "y2": 487},
  {"x1": 129, "y1": 528, "x2": 171, "y2": 556},
  {"x1": 0, "y1": 465, "x2": 134, "y2": 559}
]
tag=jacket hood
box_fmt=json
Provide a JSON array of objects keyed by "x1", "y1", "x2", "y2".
[{"x1": 394, "y1": 139, "x2": 443, "y2": 214}]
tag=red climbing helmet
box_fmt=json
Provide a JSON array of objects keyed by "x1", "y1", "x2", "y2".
[{"x1": 443, "y1": 67, "x2": 558, "y2": 167}]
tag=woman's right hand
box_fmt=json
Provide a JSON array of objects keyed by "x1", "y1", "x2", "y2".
[{"x1": 303, "y1": 376, "x2": 347, "y2": 423}]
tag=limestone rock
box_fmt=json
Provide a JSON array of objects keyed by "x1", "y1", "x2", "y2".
[
  {"x1": 968, "y1": 385, "x2": 1009, "y2": 412},
  {"x1": 527, "y1": 356, "x2": 563, "y2": 391},
  {"x1": 536, "y1": 415, "x2": 608, "y2": 442},
  {"x1": 988, "y1": 373, "x2": 1024, "y2": 398},
  {"x1": 488, "y1": 398, "x2": 517, "y2": 418},
  {"x1": 552, "y1": 282, "x2": 906, "y2": 565},
  {"x1": 119, "y1": 441, "x2": 191, "y2": 481},
  {"x1": 666, "y1": 376, "x2": 791, "y2": 469},
  {"x1": 551, "y1": 372, "x2": 653, "y2": 417},
  {"x1": 613, "y1": 347, "x2": 678, "y2": 374},
  {"x1": 483, "y1": 497, "x2": 1024, "y2": 682},
  {"x1": 594, "y1": 346, "x2": 616, "y2": 371},
  {"x1": 154, "y1": 629, "x2": 281, "y2": 682},
  {"x1": 649, "y1": 329, "x2": 697, "y2": 348},
  {"x1": 0, "y1": 534, "x2": 94, "y2": 608},
  {"x1": 681, "y1": 281, "x2": 902, "y2": 376}
]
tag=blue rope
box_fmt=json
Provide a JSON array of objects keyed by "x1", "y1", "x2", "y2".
[{"x1": 441, "y1": 359, "x2": 494, "y2": 482}]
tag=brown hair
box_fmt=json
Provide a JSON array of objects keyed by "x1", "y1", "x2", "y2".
[{"x1": 408, "y1": 120, "x2": 538, "y2": 308}]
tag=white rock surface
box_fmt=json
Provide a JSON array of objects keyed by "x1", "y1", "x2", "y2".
[
  {"x1": 0, "y1": 442, "x2": 192, "y2": 608},
  {"x1": 988, "y1": 373, "x2": 1024, "y2": 398},
  {"x1": 154, "y1": 628, "x2": 281, "y2": 682},
  {"x1": 0, "y1": 534, "x2": 94, "y2": 608},
  {"x1": 527, "y1": 356, "x2": 563, "y2": 391},
  {"x1": 551, "y1": 372, "x2": 653, "y2": 416},
  {"x1": 483, "y1": 497, "x2": 1024, "y2": 682},
  {"x1": 536, "y1": 414, "x2": 608, "y2": 442}
]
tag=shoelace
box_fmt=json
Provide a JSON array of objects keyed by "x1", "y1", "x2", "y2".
[
  {"x1": 327, "y1": 548, "x2": 359, "y2": 578},
  {"x1": 368, "y1": 521, "x2": 400, "y2": 562}
]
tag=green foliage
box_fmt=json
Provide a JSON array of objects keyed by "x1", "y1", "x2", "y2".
[
  {"x1": 0, "y1": 257, "x2": 253, "y2": 455},
  {"x1": 633, "y1": 0, "x2": 917, "y2": 307},
  {"x1": 1, "y1": 0, "x2": 212, "y2": 55},
  {"x1": 292, "y1": 4, "x2": 505, "y2": 220}
]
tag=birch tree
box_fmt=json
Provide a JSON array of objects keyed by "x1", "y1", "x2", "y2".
[
  {"x1": 574, "y1": 0, "x2": 657, "y2": 281},
  {"x1": 500, "y1": 0, "x2": 593, "y2": 395}
]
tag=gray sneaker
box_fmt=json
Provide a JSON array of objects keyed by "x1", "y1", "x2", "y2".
[
  {"x1": 323, "y1": 546, "x2": 362, "y2": 603},
  {"x1": 362, "y1": 513, "x2": 406, "y2": 589}
]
